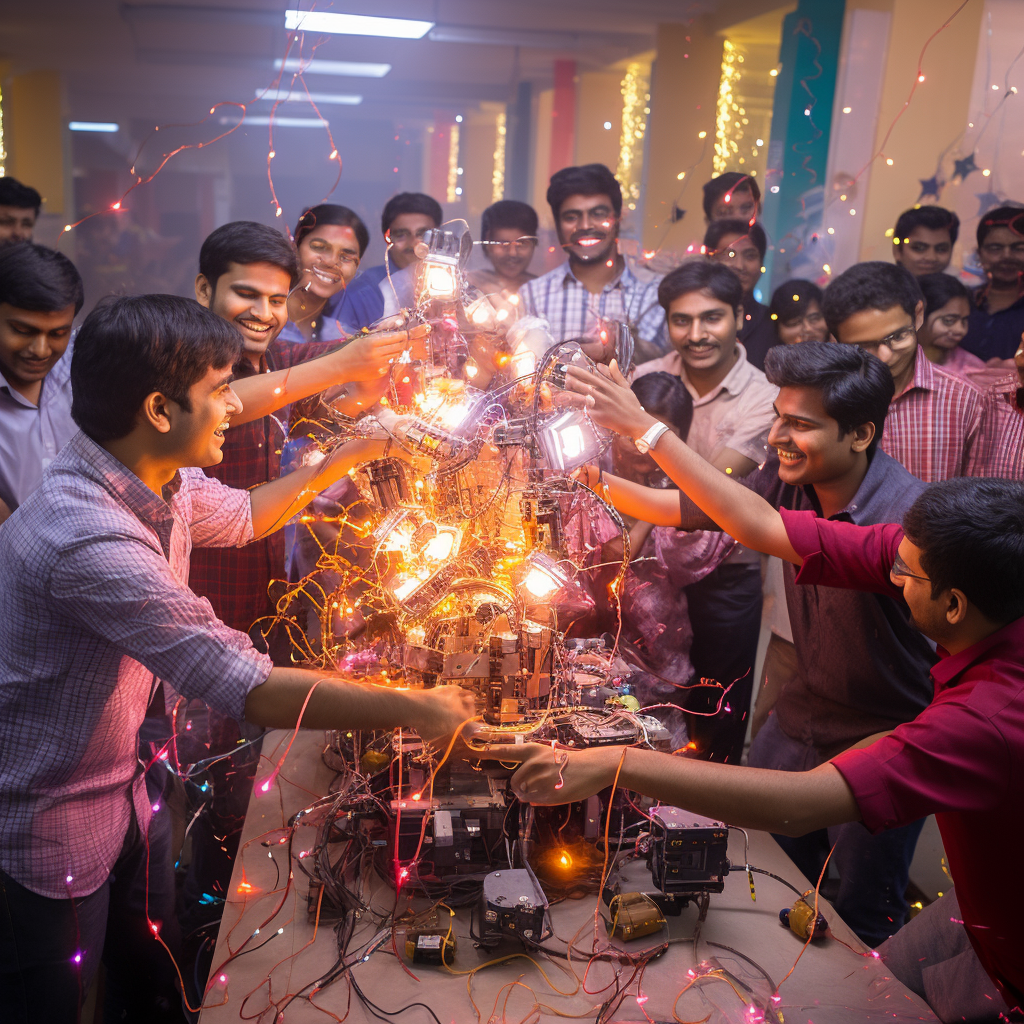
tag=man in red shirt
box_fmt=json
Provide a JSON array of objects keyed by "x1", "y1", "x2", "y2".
[{"x1": 492, "y1": 360, "x2": 1024, "y2": 1022}]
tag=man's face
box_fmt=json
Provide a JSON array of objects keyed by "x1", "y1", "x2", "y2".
[
  {"x1": 834, "y1": 303, "x2": 922, "y2": 387},
  {"x1": 920, "y1": 296, "x2": 970, "y2": 353},
  {"x1": 166, "y1": 363, "x2": 243, "y2": 468},
  {"x1": 666, "y1": 288, "x2": 740, "y2": 375},
  {"x1": 707, "y1": 186, "x2": 760, "y2": 224},
  {"x1": 297, "y1": 224, "x2": 361, "y2": 301},
  {"x1": 890, "y1": 538, "x2": 949, "y2": 641},
  {"x1": 556, "y1": 193, "x2": 619, "y2": 266},
  {"x1": 484, "y1": 226, "x2": 537, "y2": 281},
  {"x1": 894, "y1": 226, "x2": 953, "y2": 277},
  {"x1": 0, "y1": 206, "x2": 37, "y2": 247},
  {"x1": 776, "y1": 300, "x2": 828, "y2": 345},
  {"x1": 978, "y1": 226, "x2": 1024, "y2": 288},
  {"x1": 196, "y1": 261, "x2": 291, "y2": 362},
  {"x1": 709, "y1": 231, "x2": 762, "y2": 295},
  {"x1": 0, "y1": 303, "x2": 75, "y2": 391},
  {"x1": 386, "y1": 213, "x2": 437, "y2": 271},
  {"x1": 767, "y1": 385, "x2": 868, "y2": 487}
]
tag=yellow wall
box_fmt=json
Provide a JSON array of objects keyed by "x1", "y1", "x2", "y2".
[
  {"x1": 5, "y1": 70, "x2": 66, "y2": 214},
  {"x1": 575, "y1": 72, "x2": 622, "y2": 171}
]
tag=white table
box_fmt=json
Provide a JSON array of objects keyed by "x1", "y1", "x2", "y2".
[{"x1": 199, "y1": 730, "x2": 936, "y2": 1024}]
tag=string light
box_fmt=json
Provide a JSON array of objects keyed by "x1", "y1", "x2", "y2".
[
  {"x1": 714, "y1": 40, "x2": 745, "y2": 175},
  {"x1": 446, "y1": 122, "x2": 460, "y2": 203},
  {"x1": 0, "y1": 83, "x2": 6, "y2": 177},
  {"x1": 617, "y1": 61, "x2": 649, "y2": 212},
  {"x1": 491, "y1": 110, "x2": 506, "y2": 203}
]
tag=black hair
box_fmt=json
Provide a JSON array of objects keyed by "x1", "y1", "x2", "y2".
[
  {"x1": 702, "y1": 172, "x2": 762, "y2": 221},
  {"x1": 976, "y1": 204, "x2": 1024, "y2": 247},
  {"x1": 199, "y1": 221, "x2": 299, "y2": 290},
  {"x1": 769, "y1": 279, "x2": 823, "y2": 326},
  {"x1": 703, "y1": 218, "x2": 768, "y2": 262},
  {"x1": 546, "y1": 163, "x2": 622, "y2": 223},
  {"x1": 71, "y1": 295, "x2": 241, "y2": 442},
  {"x1": 821, "y1": 261, "x2": 923, "y2": 339},
  {"x1": 0, "y1": 177, "x2": 42, "y2": 214},
  {"x1": 658, "y1": 259, "x2": 742, "y2": 314},
  {"x1": 892, "y1": 206, "x2": 959, "y2": 248},
  {"x1": 916, "y1": 273, "x2": 970, "y2": 319},
  {"x1": 480, "y1": 200, "x2": 538, "y2": 241},
  {"x1": 631, "y1": 371, "x2": 693, "y2": 442},
  {"x1": 764, "y1": 340, "x2": 894, "y2": 454},
  {"x1": 294, "y1": 204, "x2": 370, "y2": 257},
  {"x1": 0, "y1": 242, "x2": 84, "y2": 315},
  {"x1": 380, "y1": 192, "x2": 443, "y2": 236},
  {"x1": 902, "y1": 478, "x2": 1024, "y2": 624}
]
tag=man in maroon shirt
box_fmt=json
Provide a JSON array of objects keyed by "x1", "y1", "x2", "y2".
[{"x1": 489, "y1": 361, "x2": 1024, "y2": 1022}]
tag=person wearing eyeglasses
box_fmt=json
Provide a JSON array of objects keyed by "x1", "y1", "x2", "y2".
[
  {"x1": 468, "y1": 200, "x2": 539, "y2": 298},
  {"x1": 961, "y1": 205, "x2": 1024, "y2": 362},
  {"x1": 568, "y1": 340, "x2": 936, "y2": 950},
  {"x1": 822, "y1": 262, "x2": 986, "y2": 482}
]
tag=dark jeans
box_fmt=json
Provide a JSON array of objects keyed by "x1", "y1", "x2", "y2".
[
  {"x1": 0, "y1": 797, "x2": 184, "y2": 1024},
  {"x1": 749, "y1": 713, "x2": 925, "y2": 947},
  {"x1": 682, "y1": 559, "x2": 763, "y2": 765}
]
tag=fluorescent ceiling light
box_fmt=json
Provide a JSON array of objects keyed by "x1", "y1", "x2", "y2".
[
  {"x1": 284, "y1": 10, "x2": 433, "y2": 39},
  {"x1": 257, "y1": 89, "x2": 362, "y2": 105},
  {"x1": 69, "y1": 121, "x2": 119, "y2": 132},
  {"x1": 220, "y1": 115, "x2": 328, "y2": 128},
  {"x1": 274, "y1": 58, "x2": 390, "y2": 77}
]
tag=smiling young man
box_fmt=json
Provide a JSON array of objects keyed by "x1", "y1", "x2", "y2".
[
  {"x1": 0, "y1": 177, "x2": 42, "y2": 247},
  {"x1": 0, "y1": 242, "x2": 83, "y2": 524},
  {"x1": 822, "y1": 261, "x2": 985, "y2": 482},
  {"x1": 468, "y1": 199, "x2": 539, "y2": 297},
  {"x1": 519, "y1": 163, "x2": 666, "y2": 362},
  {"x1": 495, "y1": 370, "x2": 1024, "y2": 1021},
  {"x1": 961, "y1": 205, "x2": 1024, "y2": 362},
  {"x1": 0, "y1": 294, "x2": 474, "y2": 1023},
  {"x1": 572, "y1": 342, "x2": 937, "y2": 948},
  {"x1": 633, "y1": 261, "x2": 776, "y2": 765},
  {"x1": 891, "y1": 205, "x2": 959, "y2": 278},
  {"x1": 704, "y1": 218, "x2": 776, "y2": 371}
]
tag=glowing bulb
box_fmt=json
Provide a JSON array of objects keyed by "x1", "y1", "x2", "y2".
[
  {"x1": 918, "y1": 74, "x2": 925, "y2": 83},
  {"x1": 412, "y1": 792, "x2": 422, "y2": 801},
  {"x1": 823, "y1": 263, "x2": 832, "y2": 274},
  {"x1": 827, "y1": 227, "x2": 835, "y2": 235},
  {"x1": 842, "y1": 106, "x2": 851, "y2": 113},
  {"x1": 698, "y1": 130, "x2": 707, "y2": 139},
  {"x1": 72, "y1": 952, "x2": 82, "y2": 964},
  {"x1": 424, "y1": 264, "x2": 456, "y2": 297},
  {"x1": 329, "y1": 149, "x2": 338, "y2": 159},
  {"x1": 524, "y1": 567, "x2": 559, "y2": 598},
  {"x1": 423, "y1": 532, "x2": 455, "y2": 560},
  {"x1": 112, "y1": 202, "x2": 121, "y2": 210},
  {"x1": 676, "y1": 171, "x2": 685, "y2": 180},
  {"x1": 983, "y1": 169, "x2": 991, "y2": 177},
  {"x1": 770, "y1": 69, "x2": 778, "y2": 77},
  {"x1": 886, "y1": 158, "x2": 894, "y2": 165}
]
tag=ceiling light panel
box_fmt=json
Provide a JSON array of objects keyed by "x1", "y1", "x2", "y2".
[{"x1": 283, "y1": 11, "x2": 433, "y2": 39}]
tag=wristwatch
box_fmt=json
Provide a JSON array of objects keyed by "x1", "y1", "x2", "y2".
[{"x1": 634, "y1": 421, "x2": 670, "y2": 454}]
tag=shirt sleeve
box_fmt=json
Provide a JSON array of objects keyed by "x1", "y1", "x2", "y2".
[
  {"x1": 49, "y1": 533, "x2": 273, "y2": 719},
  {"x1": 781, "y1": 510, "x2": 905, "y2": 597},
  {"x1": 831, "y1": 696, "x2": 1010, "y2": 831},
  {"x1": 180, "y1": 469, "x2": 255, "y2": 549}
]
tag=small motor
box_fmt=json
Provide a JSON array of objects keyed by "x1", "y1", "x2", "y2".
[{"x1": 779, "y1": 890, "x2": 829, "y2": 940}]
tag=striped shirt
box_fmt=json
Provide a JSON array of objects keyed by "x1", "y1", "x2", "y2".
[
  {"x1": 880, "y1": 347, "x2": 986, "y2": 482},
  {"x1": 973, "y1": 372, "x2": 1024, "y2": 479},
  {"x1": 518, "y1": 260, "x2": 667, "y2": 360},
  {"x1": 0, "y1": 432, "x2": 273, "y2": 898}
]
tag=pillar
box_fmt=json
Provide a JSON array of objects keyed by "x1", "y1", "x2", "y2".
[{"x1": 549, "y1": 59, "x2": 577, "y2": 178}]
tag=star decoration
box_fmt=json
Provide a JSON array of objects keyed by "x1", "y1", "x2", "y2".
[
  {"x1": 975, "y1": 191, "x2": 1003, "y2": 217},
  {"x1": 917, "y1": 175, "x2": 943, "y2": 201},
  {"x1": 952, "y1": 153, "x2": 979, "y2": 182}
]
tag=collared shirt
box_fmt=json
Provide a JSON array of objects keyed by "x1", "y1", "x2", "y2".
[
  {"x1": 784, "y1": 514, "x2": 1024, "y2": 1009},
  {"x1": 276, "y1": 317, "x2": 346, "y2": 346},
  {"x1": 974, "y1": 371, "x2": 1024, "y2": 478},
  {"x1": 0, "y1": 341, "x2": 77, "y2": 510},
  {"x1": 935, "y1": 344, "x2": 986, "y2": 380},
  {"x1": 323, "y1": 265, "x2": 389, "y2": 335},
  {"x1": 735, "y1": 451, "x2": 936, "y2": 750},
  {"x1": 881, "y1": 346, "x2": 986, "y2": 482},
  {"x1": 0, "y1": 432, "x2": 273, "y2": 899},
  {"x1": 189, "y1": 336, "x2": 341, "y2": 635},
  {"x1": 737, "y1": 294, "x2": 780, "y2": 372},
  {"x1": 962, "y1": 284, "x2": 1024, "y2": 362},
  {"x1": 634, "y1": 343, "x2": 778, "y2": 466},
  {"x1": 518, "y1": 260, "x2": 667, "y2": 359}
]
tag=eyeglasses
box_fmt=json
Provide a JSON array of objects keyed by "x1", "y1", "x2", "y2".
[
  {"x1": 387, "y1": 227, "x2": 431, "y2": 245},
  {"x1": 483, "y1": 236, "x2": 538, "y2": 254},
  {"x1": 848, "y1": 324, "x2": 916, "y2": 354},
  {"x1": 980, "y1": 241, "x2": 1024, "y2": 257},
  {"x1": 890, "y1": 549, "x2": 930, "y2": 583}
]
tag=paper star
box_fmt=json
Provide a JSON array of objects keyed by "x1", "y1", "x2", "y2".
[
  {"x1": 917, "y1": 175, "x2": 943, "y2": 201},
  {"x1": 976, "y1": 191, "x2": 1003, "y2": 217},
  {"x1": 952, "y1": 153, "x2": 979, "y2": 182}
]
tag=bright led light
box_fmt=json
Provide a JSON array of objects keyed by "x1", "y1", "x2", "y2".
[
  {"x1": 524, "y1": 567, "x2": 560, "y2": 598},
  {"x1": 284, "y1": 10, "x2": 433, "y2": 38},
  {"x1": 256, "y1": 89, "x2": 362, "y2": 105},
  {"x1": 425, "y1": 264, "x2": 457, "y2": 297},
  {"x1": 558, "y1": 425, "x2": 586, "y2": 461},
  {"x1": 393, "y1": 577, "x2": 422, "y2": 602},
  {"x1": 220, "y1": 116, "x2": 328, "y2": 128},
  {"x1": 603, "y1": 121, "x2": 612, "y2": 130},
  {"x1": 69, "y1": 121, "x2": 119, "y2": 132},
  {"x1": 423, "y1": 532, "x2": 455, "y2": 561},
  {"x1": 274, "y1": 58, "x2": 390, "y2": 77}
]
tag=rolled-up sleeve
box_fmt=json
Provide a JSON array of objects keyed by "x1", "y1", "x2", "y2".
[
  {"x1": 50, "y1": 534, "x2": 272, "y2": 719},
  {"x1": 181, "y1": 468, "x2": 255, "y2": 549}
]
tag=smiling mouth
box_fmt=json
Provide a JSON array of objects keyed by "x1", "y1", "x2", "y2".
[
  {"x1": 237, "y1": 317, "x2": 273, "y2": 336},
  {"x1": 214, "y1": 421, "x2": 230, "y2": 439},
  {"x1": 685, "y1": 341, "x2": 717, "y2": 354},
  {"x1": 312, "y1": 266, "x2": 342, "y2": 285},
  {"x1": 576, "y1": 237, "x2": 604, "y2": 247},
  {"x1": 775, "y1": 448, "x2": 804, "y2": 464}
]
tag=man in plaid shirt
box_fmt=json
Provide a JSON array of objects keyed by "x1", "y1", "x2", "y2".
[
  {"x1": 518, "y1": 164, "x2": 666, "y2": 363},
  {"x1": 823, "y1": 262, "x2": 987, "y2": 483},
  {"x1": 0, "y1": 294, "x2": 473, "y2": 1023}
]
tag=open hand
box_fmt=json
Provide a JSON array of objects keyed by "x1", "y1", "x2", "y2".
[
  {"x1": 413, "y1": 686, "x2": 479, "y2": 752},
  {"x1": 340, "y1": 322, "x2": 431, "y2": 382},
  {"x1": 564, "y1": 360, "x2": 654, "y2": 439}
]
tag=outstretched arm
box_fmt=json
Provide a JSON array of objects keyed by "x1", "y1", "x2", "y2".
[{"x1": 566, "y1": 361, "x2": 799, "y2": 563}]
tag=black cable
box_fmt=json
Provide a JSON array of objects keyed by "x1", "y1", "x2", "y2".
[
  {"x1": 747, "y1": 865, "x2": 804, "y2": 896},
  {"x1": 350, "y1": 974, "x2": 445, "y2": 1024}
]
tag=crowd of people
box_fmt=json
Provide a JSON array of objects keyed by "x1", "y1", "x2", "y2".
[{"x1": 0, "y1": 160, "x2": 1022, "y2": 1024}]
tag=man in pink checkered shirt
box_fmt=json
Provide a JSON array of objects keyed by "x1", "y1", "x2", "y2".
[
  {"x1": 0, "y1": 295, "x2": 474, "y2": 1024},
  {"x1": 822, "y1": 262, "x2": 987, "y2": 483}
]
